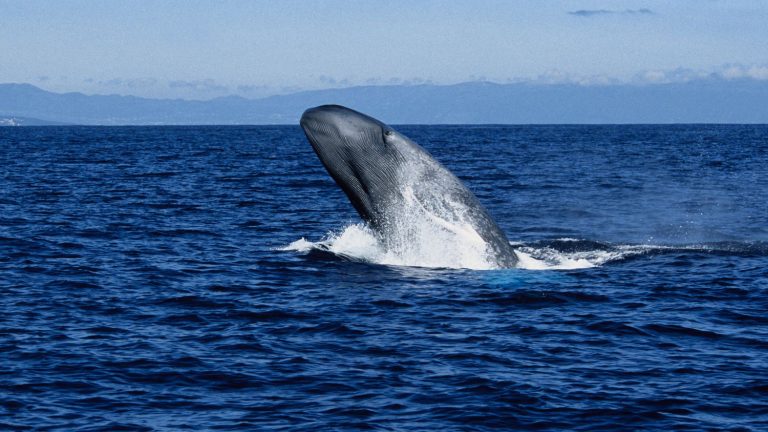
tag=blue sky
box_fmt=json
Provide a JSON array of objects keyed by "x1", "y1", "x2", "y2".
[{"x1": 1, "y1": 0, "x2": 767, "y2": 99}]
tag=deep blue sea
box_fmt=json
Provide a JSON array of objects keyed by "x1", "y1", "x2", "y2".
[{"x1": 2, "y1": 125, "x2": 767, "y2": 431}]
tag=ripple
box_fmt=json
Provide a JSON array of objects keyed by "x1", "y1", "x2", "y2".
[{"x1": 643, "y1": 323, "x2": 724, "y2": 339}]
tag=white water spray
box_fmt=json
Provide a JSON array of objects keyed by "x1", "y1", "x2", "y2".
[{"x1": 282, "y1": 230, "x2": 664, "y2": 271}]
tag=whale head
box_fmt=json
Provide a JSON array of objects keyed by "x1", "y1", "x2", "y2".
[{"x1": 300, "y1": 104, "x2": 409, "y2": 225}]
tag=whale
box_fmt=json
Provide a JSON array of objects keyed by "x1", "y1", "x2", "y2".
[{"x1": 300, "y1": 105, "x2": 518, "y2": 268}]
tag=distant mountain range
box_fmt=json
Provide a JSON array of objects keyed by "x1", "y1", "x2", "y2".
[{"x1": 1, "y1": 80, "x2": 767, "y2": 125}]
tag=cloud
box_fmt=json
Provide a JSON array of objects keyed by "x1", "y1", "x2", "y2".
[
  {"x1": 634, "y1": 68, "x2": 705, "y2": 84},
  {"x1": 98, "y1": 77, "x2": 158, "y2": 89},
  {"x1": 633, "y1": 64, "x2": 768, "y2": 84},
  {"x1": 76, "y1": 77, "x2": 231, "y2": 98},
  {"x1": 318, "y1": 75, "x2": 351, "y2": 86},
  {"x1": 314, "y1": 75, "x2": 434, "y2": 88},
  {"x1": 500, "y1": 64, "x2": 768, "y2": 87},
  {"x1": 719, "y1": 64, "x2": 768, "y2": 80},
  {"x1": 168, "y1": 79, "x2": 228, "y2": 93},
  {"x1": 569, "y1": 8, "x2": 654, "y2": 17},
  {"x1": 236, "y1": 84, "x2": 269, "y2": 93},
  {"x1": 528, "y1": 69, "x2": 620, "y2": 86}
]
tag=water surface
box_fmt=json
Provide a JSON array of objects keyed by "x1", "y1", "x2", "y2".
[{"x1": 1, "y1": 125, "x2": 767, "y2": 430}]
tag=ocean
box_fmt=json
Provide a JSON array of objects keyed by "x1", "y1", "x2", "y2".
[{"x1": 1, "y1": 124, "x2": 767, "y2": 431}]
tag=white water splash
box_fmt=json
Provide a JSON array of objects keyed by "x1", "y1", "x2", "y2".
[
  {"x1": 282, "y1": 223, "x2": 494, "y2": 270},
  {"x1": 373, "y1": 183, "x2": 494, "y2": 269},
  {"x1": 281, "y1": 226, "x2": 656, "y2": 271}
]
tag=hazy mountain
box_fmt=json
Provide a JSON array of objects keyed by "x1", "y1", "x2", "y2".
[{"x1": 1, "y1": 80, "x2": 767, "y2": 125}]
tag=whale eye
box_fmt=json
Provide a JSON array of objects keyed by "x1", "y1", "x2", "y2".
[{"x1": 384, "y1": 130, "x2": 394, "y2": 137}]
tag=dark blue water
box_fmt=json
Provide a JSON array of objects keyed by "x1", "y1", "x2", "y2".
[{"x1": 2, "y1": 125, "x2": 767, "y2": 431}]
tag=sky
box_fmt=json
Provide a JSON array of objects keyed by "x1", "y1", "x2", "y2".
[{"x1": 1, "y1": 0, "x2": 767, "y2": 99}]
